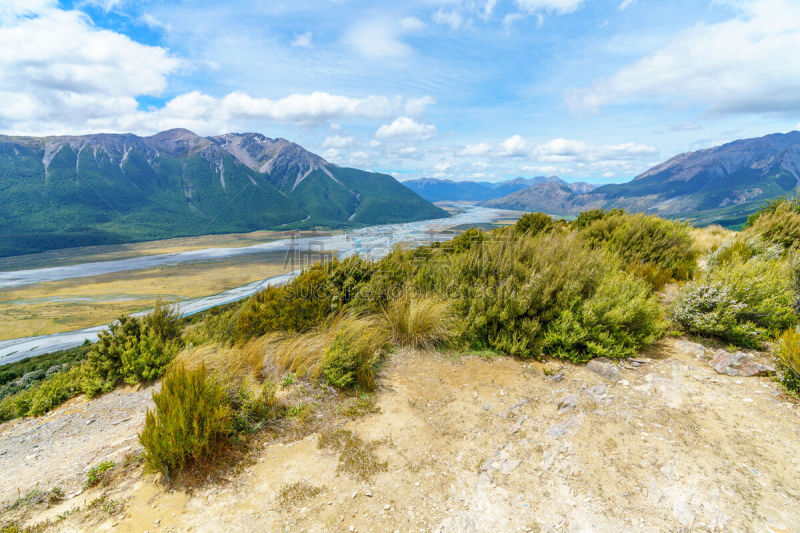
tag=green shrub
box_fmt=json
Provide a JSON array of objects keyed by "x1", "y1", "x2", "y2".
[
  {"x1": 542, "y1": 269, "x2": 665, "y2": 362},
  {"x1": 139, "y1": 364, "x2": 232, "y2": 477},
  {"x1": 322, "y1": 318, "x2": 388, "y2": 390},
  {"x1": 0, "y1": 364, "x2": 86, "y2": 422},
  {"x1": 382, "y1": 292, "x2": 455, "y2": 349},
  {"x1": 84, "y1": 300, "x2": 183, "y2": 397},
  {"x1": 230, "y1": 381, "x2": 284, "y2": 433},
  {"x1": 671, "y1": 255, "x2": 797, "y2": 348},
  {"x1": 84, "y1": 460, "x2": 115, "y2": 489},
  {"x1": 577, "y1": 211, "x2": 697, "y2": 282},
  {"x1": 571, "y1": 208, "x2": 624, "y2": 230},
  {"x1": 775, "y1": 328, "x2": 800, "y2": 395},
  {"x1": 748, "y1": 199, "x2": 800, "y2": 248},
  {"x1": 515, "y1": 212, "x2": 556, "y2": 236},
  {"x1": 439, "y1": 231, "x2": 663, "y2": 359},
  {"x1": 235, "y1": 267, "x2": 332, "y2": 341}
]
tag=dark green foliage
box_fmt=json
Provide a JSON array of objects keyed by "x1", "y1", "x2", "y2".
[
  {"x1": 235, "y1": 267, "x2": 333, "y2": 341},
  {"x1": 84, "y1": 461, "x2": 115, "y2": 489},
  {"x1": 0, "y1": 365, "x2": 86, "y2": 421},
  {"x1": 514, "y1": 212, "x2": 556, "y2": 235},
  {"x1": 577, "y1": 211, "x2": 697, "y2": 283},
  {"x1": 0, "y1": 344, "x2": 89, "y2": 402},
  {"x1": 139, "y1": 364, "x2": 233, "y2": 477},
  {"x1": 775, "y1": 329, "x2": 800, "y2": 395},
  {"x1": 83, "y1": 300, "x2": 183, "y2": 397}
]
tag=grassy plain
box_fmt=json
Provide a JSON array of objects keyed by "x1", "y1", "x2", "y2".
[{"x1": 0, "y1": 243, "x2": 334, "y2": 340}]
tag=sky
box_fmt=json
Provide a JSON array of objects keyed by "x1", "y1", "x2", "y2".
[{"x1": 2, "y1": 0, "x2": 800, "y2": 184}]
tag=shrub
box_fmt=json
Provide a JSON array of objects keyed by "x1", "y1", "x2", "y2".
[
  {"x1": 775, "y1": 329, "x2": 800, "y2": 395},
  {"x1": 84, "y1": 461, "x2": 115, "y2": 489},
  {"x1": 577, "y1": 211, "x2": 697, "y2": 282},
  {"x1": 84, "y1": 301, "x2": 183, "y2": 397},
  {"x1": 747, "y1": 199, "x2": 800, "y2": 249},
  {"x1": 235, "y1": 267, "x2": 332, "y2": 341},
  {"x1": 542, "y1": 269, "x2": 665, "y2": 363},
  {"x1": 671, "y1": 255, "x2": 797, "y2": 347},
  {"x1": 138, "y1": 364, "x2": 232, "y2": 477},
  {"x1": 515, "y1": 212, "x2": 555, "y2": 236},
  {"x1": 571, "y1": 208, "x2": 624, "y2": 230},
  {"x1": 322, "y1": 317, "x2": 389, "y2": 390},
  {"x1": 439, "y1": 231, "x2": 664, "y2": 360},
  {"x1": 382, "y1": 292, "x2": 455, "y2": 349},
  {"x1": 230, "y1": 380, "x2": 284, "y2": 433},
  {"x1": 0, "y1": 364, "x2": 86, "y2": 422}
]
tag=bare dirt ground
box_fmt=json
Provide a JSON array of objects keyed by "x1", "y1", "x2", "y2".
[{"x1": 2, "y1": 338, "x2": 800, "y2": 532}]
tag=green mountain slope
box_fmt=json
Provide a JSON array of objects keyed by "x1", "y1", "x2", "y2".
[{"x1": 0, "y1": 129, "x2": 447, "y2": 257}]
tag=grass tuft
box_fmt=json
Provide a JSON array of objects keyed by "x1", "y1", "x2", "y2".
[{"x1": 383, "y1": 292, "x2": 455, "y2": 350}]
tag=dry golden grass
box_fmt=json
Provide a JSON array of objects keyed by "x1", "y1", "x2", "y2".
[
  {"x1": 0, "y1": 252, "x2": 294, "y2": 340},
  {"x1": 382, "y1": 292, "x2": 455, "y2": 349},
  {"x1": 690, "y1": 224, "x2": 735, "y2": 255}
]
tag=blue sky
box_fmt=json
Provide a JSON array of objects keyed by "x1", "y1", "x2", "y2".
[{"x1": 2, "y1": 0, "x2": 800, "y2": 183}]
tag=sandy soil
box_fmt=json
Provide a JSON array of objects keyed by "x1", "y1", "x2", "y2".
[{"x1": 2, "y1": 338, "x2": 799, "y2": 532}]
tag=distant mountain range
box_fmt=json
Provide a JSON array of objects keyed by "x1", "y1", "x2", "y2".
[
  {"x1": 484, "y1": 131, "x2": 800, "y2": 227},
  {"x1": 402, "y1": 176, "x2": 596, "y2": 202},
  {"x1": 0, "y1": 129, "x2": 447, "y2": 257}
]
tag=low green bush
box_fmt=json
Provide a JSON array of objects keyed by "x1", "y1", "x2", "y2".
[
  {"x1": 577, "y1": 211, "x2": 697, "y2": 283},
  {"x1": 235, "y1": 267, "x2": 333, "y2": 341},
  {"x1": 83, "y1": 301, "x2": 183, "y2": 398},
  {"x1": 671, "y1": 254, "x2": 797, "y2": 348},
  {"x1": 0, "y1": 364, "x2": 86, "y2": 422},
  {"x1": 139, "y1": 364, "x2": 232, "y2": 477},
  {"x1": 514, "y1": 212, "x2": 556, "y2": 236},
  {"x1": 747, "y1": 198, "x2": 800, "y2": 248},
  {"x1": 322, "y1": 318, "x2": 389, "y2": 390},
  {"x1": 775, "y1": 328, "x2": 800, "y2": 395}
]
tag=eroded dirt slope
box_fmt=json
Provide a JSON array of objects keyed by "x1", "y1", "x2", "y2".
[{"x1": 3, "y1": 339, "x2": 800, "y2": 532}]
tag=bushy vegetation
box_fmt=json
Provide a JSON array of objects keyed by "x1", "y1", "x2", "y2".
[
  {"x1": 671, "y1": 240, "x2": 797, "y2": 348},
  {"x1": 139, "y1": 364, "x2": 233, "y2": 477},
  {"x1": 382, "y1": 292, "x2": 455, "y2": 349},
  {"x1": 775, "y1": 329, "x2": 800, "y2": 395},
  {"x1": 83, "y1": 300, "x2": 183, "y2": 397},
  {"x1": 746, "y1": 196, "x2": 800, "y2": 248},
  {"x1": 322, "y1": 317, "x2": 389, "y2": 390},
  {"x1": 575, "y1": 210, "x2": 697, "y2": 287}
]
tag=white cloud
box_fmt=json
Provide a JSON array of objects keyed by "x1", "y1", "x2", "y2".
[
  {"x1": 566, "y1": 0, "x2": 800, "y2": 116},
  {"x1": 432, "y1": 9, "x2": 463, "y2": 30},
  {"x1": 0, "y1": 1, "x2": 180, "y2": 134},
  {"x1": 375, "y1": 117, "x2": 437, "y2": 140},
  {"x1": 618, "y1": 0, "x2": 637, "y2": 9},
  {"x1": 522, "y1": 164, "x2": 560, "y2": 174},
  {"x1": 291, "y1": 31, "x2": 313, "y2": 48},
  {"x1": 322, "y1": 135, "x2": 356, "y2": 149},
  {"x1": 499, "y1": 134, "x2": 529, "y2": 157},
  {"x1": 404, "y1": 95, "x2": 436, "y2": 115},
  {"x1": 514, "y1": 0, "x2": 586, "y2": 15},
  {"x1": 400, "y1": 17, "x2": 426, "y2": 31},
  {"x1": 459, "y1": 142, "x2": 491, "y2": 156},
  {"x1": 535, "y1": 138, "x2": 657, "y2": 162},
  {"x1": 344, "y1": 18, "x2": 418, "y2": 59}
]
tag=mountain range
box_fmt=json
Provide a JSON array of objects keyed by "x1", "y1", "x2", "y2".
[
  {"x1": 0, "y1": 129, "x2": 447, "y2": 257},
  {"x1": 402, "y1": 176, "x2": 596, "y2": 202},
  {"x1": 483, "y1": 131, "x2": 800, "y2": 227}
]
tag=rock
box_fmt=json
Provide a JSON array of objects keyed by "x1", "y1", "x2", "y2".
[
  {"x1": 557, "y1": 394, "x2": 578, "y2": 413},
  {"x1": 509, "y1": 416, "x2": 526, "y2": 434},
  {"x1": 549, "y1": 371, "x2": 565, "y2": 382},
  {"x1": 587, "y1": 358, "x2": 620, "y2": 381},
  {"x1": 482, "y1": 403, "x2": 490, "y2": 411},
  {"x1": 674, "y1": 340, "x2": 709, "y2": 360},
  {"x1": 547, "y1": 414, "x2": 584, "y2": 438},
  {"x1": 85, "y1": 419, "x2": 95, "y2": 426},
  {"x1": 710, "y1": 350, "x2": 775, "y2": 377},
  {"x1": 365, "y1": 489, "x2": 373, "y2": 497},
  {"x1": 584, "y1": 383, "x2": 610, "y2": 405}
]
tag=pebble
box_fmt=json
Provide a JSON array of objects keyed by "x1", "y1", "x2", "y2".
[
  {"x1": 482, "y1": 403, "x2": 490, "y2": 411},
  {"x1": 365, "y1": 489, "x2": 373, "y2": 497}
]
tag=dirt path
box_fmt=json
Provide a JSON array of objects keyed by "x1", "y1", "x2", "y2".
[{"x1": 3, "y1": 339, "x2": 800, "y2": 532}]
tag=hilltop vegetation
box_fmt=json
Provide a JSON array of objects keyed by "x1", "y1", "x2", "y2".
[{"x1": 1, "y1": 199, "x2": 798, "y2": 481}]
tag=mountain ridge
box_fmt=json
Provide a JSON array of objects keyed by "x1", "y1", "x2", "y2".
[
  {"x1": 484, "y1": 130, "x2": 800, "y2": 227},
  {"x1": 402, "y1": 175, "x2": 596, "y2": 202},
  {"x1": 0, "y1": 129, "x2": 447, "y2": 257}
]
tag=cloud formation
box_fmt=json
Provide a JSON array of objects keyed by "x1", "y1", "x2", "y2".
[
  {"x1": 376, "y1": 117, "x2": 437, "y2": 140},
  {"x1": 566, "y1": 0, "x2": 800, "y2": 116}
]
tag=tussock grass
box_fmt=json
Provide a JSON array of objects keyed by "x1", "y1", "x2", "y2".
[
  {"x1": 690, "y1": 225, "x2": 735, "y2": 255},
  {"x1": 317, "y1": 429, "x2": 388, "y2": 481},
  {"x1": 383, "y1": 292, "x2": 455, "y2": 349},
  {"x1": 277, "y1": 481, "x2": 324, "y2": 507}
]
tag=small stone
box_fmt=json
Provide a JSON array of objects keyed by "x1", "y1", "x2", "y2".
[
  {"x1": 674, "y1": 340, "x2": 709, "y2": 360},
  {"x1": 86, "y1": 419, "x2": 95, "y2": 425},
  {"x1": 365, "y1": 489, "x2": 373, "y2": 497},
  {"x1": 482, "y1": 403, "x2": 490, "y2": 411},
  {"x1": 549, "y1": 371, "x2": 565, "y2": 382},
  {"x1": 384, "y1": 504, "x2": 391, "y2": 510},
  {"x1": 557, "y1": 394, "x2": 578, "y2": 413},
  {"x1": 587, "y1": 358, "x2": 620, "y2": 381},
  {"x1": 154, "y1": 519, "x2": 161, "y2": 525},
  {"x1": 349, "y1": 526, "x2": 355, "y2": 532},
  {"x1": 351, "y1": 491, "x2": 358, "y2": 499}
]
